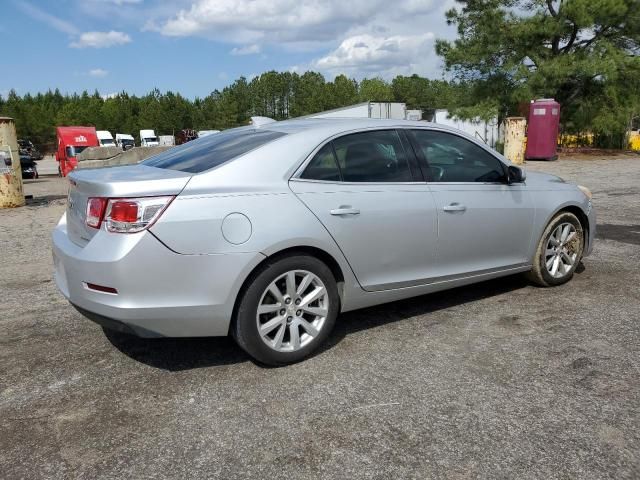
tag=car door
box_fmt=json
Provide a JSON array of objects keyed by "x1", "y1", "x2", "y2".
[
  {"x1": 409, "y1": 129, "x2": 535, "y2": 278},
  {"x1": 289, "y1": 129, "x2": 439, "y2": 292}
]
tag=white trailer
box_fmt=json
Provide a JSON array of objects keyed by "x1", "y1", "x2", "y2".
[
  {"x1": 308, "y1": 102, "x2": 418, "y2": 120},
  {"x1": 426, "y1": 109, "x2": 501, "y2": 148},
  {"x1": 158, "y1": 135, "x2": 175, "y2": 146}
]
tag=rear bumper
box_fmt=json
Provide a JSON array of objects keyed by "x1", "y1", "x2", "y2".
[
  {"x1": 71, "y1": 304, "x2": 152, "y2": 337},
  {"x1": 52, "y1": 213, "x2": 265, "y2": 337}
]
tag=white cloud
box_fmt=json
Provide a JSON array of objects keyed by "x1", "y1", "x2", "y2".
[
  {"x1": 16, "y1": 1, "x2": 78, "y2": 34},
  {"x1": 149, "y1": 0, "x2": 457, "y2": 78},
  {"x1": 230, "y1": 44, "x2": 261, "y2": 56},
  {"x1": 152, "y1": 0, "x2": 446, "y2": 43},
  {"x1": 70, "y1": 31, "x2": 132, "y2": 48},
  {"x1": 313, "y1": 33, "x2": 438, "y2": 79},
  {"x1": 88, "y1": 68, "x2": 109, "y2": 77}
]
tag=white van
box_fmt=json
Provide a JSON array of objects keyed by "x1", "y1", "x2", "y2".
[
  {"x1": 140, "y1": 129, "x2": 159, "y2": 147},
  {"x1": 96, "y1": 130, "x2": 115, "y2": 147},
  {"x1": 115, "y1": 133, "x2": 135, "y2": 151}
]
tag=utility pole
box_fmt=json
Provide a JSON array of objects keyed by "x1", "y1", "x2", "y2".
[{"x1": 0, "y1": 117, "x2": 25, "y2": 208}]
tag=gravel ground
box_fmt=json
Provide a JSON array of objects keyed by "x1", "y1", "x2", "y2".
[{"x1": 1, "y1": 157, "x2": 639, "y2": 479}]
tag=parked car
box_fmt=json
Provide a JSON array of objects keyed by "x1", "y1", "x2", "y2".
[
  {"x1": 18, "y1": 139, "x2": 43, "y2": 160},
  {"x1": 52, "y1": 118, "x2": 595, "y2": 365},
  {"x1": 20, "y1": 154, "x2": 38, "y2": 179}
]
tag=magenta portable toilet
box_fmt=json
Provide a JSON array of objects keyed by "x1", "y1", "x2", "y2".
[{"x1": 525, "y1": 98, "x2": 560, "y2": 161}]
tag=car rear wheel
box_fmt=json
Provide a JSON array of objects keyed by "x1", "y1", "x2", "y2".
[
  {"x1": 232, "y1": 254, "x2": 339, "y2": 366},
  {"x1": 527, "y1": 212, "x2": 584, "y2": 287}
]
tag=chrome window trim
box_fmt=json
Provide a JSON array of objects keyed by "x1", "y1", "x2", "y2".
[{"x1": 289, "y1": 178, "x2": 426, "y2": 186}]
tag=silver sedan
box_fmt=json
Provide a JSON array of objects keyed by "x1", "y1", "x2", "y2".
[{"x1": 52, "y1": 118, "x2": 595, "y2": 365}]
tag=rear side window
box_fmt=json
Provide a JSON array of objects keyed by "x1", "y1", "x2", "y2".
[
  {"x1": 300, "y1": 144, "x2": 341, "y2": 181},
  {"x1": 332, "y1": 130, "x2": 412, "y2": 182},
  {"x1": 143, "y1": 128, "x2": 286, "y2": 173}
]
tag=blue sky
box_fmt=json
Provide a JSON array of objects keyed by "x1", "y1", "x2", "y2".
[{"x1": 1, "y1": 0, "x2": 456, "y2": 99}]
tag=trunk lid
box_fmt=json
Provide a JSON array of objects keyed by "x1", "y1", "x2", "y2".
[{"x1": 66, "y1": 164, "x2": 191, "y2": 246}]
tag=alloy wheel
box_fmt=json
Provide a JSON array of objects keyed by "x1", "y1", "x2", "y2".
[
  {"x1": 256, "y1": 270, "x2": 329, "y2": 352},
  {"x1": 545, "y1": 222, "x2": 579, "y2": 278}
]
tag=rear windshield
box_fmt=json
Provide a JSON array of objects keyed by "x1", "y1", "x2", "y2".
[{"x1": 143, "y1": 128, "x2": 287, "y2": 173}]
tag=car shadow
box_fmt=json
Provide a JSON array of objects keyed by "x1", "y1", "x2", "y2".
[
  {"x1": 104, "y1": 274, "x2": 532, "y2": 371},
  {"x1": 26, "y1": 194, "x2": 67, "y2": 206},
  {"x1": 103, "y1": 329, "x2": 250, "y2": 371},
  {"x1": 322, "y1": 274, "x2": 531, "y2": 351}
]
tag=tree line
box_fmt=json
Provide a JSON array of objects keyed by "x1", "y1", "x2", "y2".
[{"x1": 0, "y1": 73, "x2": 459, "y2": 151}]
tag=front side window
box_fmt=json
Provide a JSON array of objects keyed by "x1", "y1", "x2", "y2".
[
  {"x1": 412, "y1": 130, "x2": 505, "y2": 183},
  {"x1": 332, "y1": 130, "x2": 412, "y2": 183},
  {"x1": 143, "y1": 128, "x2": 286, "y2": 173}
]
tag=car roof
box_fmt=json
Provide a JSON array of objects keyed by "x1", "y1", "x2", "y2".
[{"x1": 262, "y1": 117, "x2": 448, "y2": 135}]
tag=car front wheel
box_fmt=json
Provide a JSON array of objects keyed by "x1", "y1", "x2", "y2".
[
  {"x1": 232, "y1": 254, "x2": 339, "y2": 366},
  {"x1": 527, "y1": 211, "x2": 584, "y2": 287}
]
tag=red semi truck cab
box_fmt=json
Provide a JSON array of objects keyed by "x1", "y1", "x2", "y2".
[{"x1": 55, "y1": 126, "x2": 99, "y2": 177}]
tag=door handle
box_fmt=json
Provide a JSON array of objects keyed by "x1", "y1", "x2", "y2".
[
  {"x1": 330, "y1": 206, "x2": 360, "y2": 216},
  {"x1": 443, "y1": 203, "x2": 467, "y2": 212}
]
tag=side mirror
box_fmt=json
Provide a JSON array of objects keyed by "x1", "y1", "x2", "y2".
[{"x1": 507, "y1": 165, "x2": 526, "y2": 184}]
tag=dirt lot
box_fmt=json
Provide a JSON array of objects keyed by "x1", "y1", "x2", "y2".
[{"x1": 1, "y1": 157, "x2": 639, "y2": 479}]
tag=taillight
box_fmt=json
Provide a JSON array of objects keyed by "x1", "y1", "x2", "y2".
[
  {"x1": 85, "y1": 196, "x2": 174, "y2": 233},
  {"x1": 86, "y1": 197, "x2": 107, "y2": 228},
  {"x1": 109, "y1": 201, "x2": 139, "y2": 223}
]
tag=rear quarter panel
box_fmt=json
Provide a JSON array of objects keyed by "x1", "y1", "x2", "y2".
[{"x1": 149, "y1": 187, "x2": 362, "y2": 303}]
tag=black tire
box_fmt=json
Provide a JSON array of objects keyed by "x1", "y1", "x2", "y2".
[
  {"x1": 527, "y1": 211, "x2": 584, "y2": 287},
  {"x1": 232, "y1": 254, "x2": 339, "y2": 366}
]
